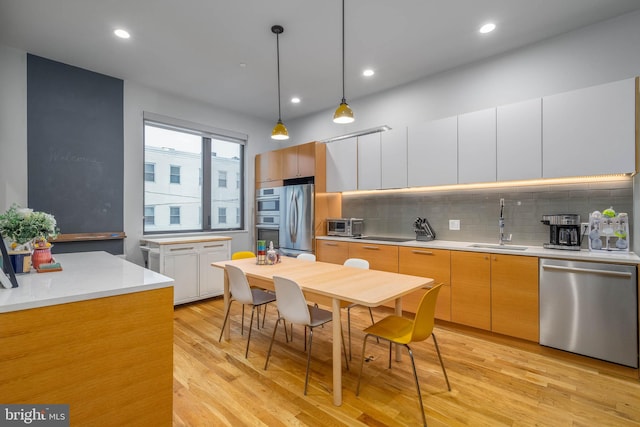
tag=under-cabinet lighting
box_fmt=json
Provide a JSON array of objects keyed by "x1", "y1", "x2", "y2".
[
  {"x1": 342, "y1": 174, "x2": 633, "y2": 196},
  {"x1": 321, "y1": 125, "x2": 391, "y2": 143}
]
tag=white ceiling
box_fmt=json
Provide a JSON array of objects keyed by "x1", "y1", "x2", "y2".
[{"x1": 1, "y1": 0, "x2": 640, "y2": 122}]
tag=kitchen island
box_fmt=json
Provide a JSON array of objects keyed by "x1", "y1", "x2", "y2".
[{"x1": 0, "y1": 251, "x2": 174, "y2": 426}]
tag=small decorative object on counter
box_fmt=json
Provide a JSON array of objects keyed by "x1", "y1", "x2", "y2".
[
  {"x1": 266, "y1": 241, "x2": 278, "y2": 265},
  {"x1": 588, "y1": 208, "x2": 629, "y2": 252},
  {"x1": 256, "y1": 240, "x2": 267, "y2": 265}
]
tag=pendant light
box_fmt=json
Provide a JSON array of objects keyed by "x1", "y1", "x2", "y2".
[
  {"x1": 333, "y1": 0, "x2": 354, "y2": 124},
  {"x1": 271, "y1": 25, "x2": 289, "y2": 140}
]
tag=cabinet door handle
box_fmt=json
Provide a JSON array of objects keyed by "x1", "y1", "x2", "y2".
[
  {"x1": 324, "y1": 242, "x2": 338, "y2": 247},
  {"x1": 170, "y1": 247, "x2": 195, "y2": 252},
  {"x1": 362, "y1": 246, "x2": 380, "y2": 250},
  {"x1": 411, "y1": 250, "x2": 433, "y2": 255},
  {"x1": 204, "y1": 244, "x2": 225, "y2": 248}
]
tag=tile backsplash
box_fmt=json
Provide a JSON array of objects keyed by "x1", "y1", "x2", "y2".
[{"x1": 341, "y1": 179, "x2": 633, "y2": 248}]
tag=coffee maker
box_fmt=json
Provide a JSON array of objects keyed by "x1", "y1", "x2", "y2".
[{"x1": 541, "y1": 214, "x2": 581, "y2": 251}]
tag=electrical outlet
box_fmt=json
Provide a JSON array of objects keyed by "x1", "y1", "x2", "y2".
[
  {"x1": 581, "y1": 223, "x2": 589, "y2": 235},
  {"x1": 449, "y1": 219, "x2": 460, "y2": 231}
]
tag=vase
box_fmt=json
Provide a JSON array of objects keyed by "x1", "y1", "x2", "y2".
[{"x1": 32, "y1": 247, "x2": 53, "y2": 269}]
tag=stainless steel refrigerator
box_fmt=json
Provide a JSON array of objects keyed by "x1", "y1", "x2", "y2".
[{"x1": 280, "y1": 183, "x2": 314, "y2": 256}]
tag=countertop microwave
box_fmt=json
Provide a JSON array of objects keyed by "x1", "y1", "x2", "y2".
[{"x1": 327, "y1": 218, "x2": 364, "y2": 237}]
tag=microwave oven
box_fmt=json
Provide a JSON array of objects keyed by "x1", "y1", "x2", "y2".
[{"x1": 327, "y1": 218, "x2": 364, "y2": 237}]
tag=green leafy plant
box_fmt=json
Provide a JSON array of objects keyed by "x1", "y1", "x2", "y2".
[{"x1": 0, "y1": 204, "x2": 59, "y2": 249}]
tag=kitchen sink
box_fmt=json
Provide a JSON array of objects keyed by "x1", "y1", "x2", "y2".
[
  {"x1": 468, "y1": 243, "x2": 528, "y2": 251},
  {"x1": 360, "y1": 236, "x2": 415, "y2": 243}
]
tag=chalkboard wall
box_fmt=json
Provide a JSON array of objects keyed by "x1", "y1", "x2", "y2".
[{"x1": 27, "y1": 54, "x2": 124, "y2": 254}]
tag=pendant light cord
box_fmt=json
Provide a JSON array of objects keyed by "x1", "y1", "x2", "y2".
[
  {"x1": 341, "y1": 0, "x2": 346, "y2": 103},
  {"x1": 276, "y1": 31, "x2": 282, "y2": 121}
]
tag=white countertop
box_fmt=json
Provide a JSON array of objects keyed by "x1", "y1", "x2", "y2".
[
  {"x1": 140, "y1": 235, "x2": 231, "y2": 245},
  {"x1": 0, "y1": 251, "x2": 174, "y2": 313},
  {"x1": 317, "y1": 236, "x2": 640, "y2": 264}
]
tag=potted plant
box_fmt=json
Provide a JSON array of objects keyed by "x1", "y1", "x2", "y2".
[{"x1": 0, "y1": 204, "x2": 59, "y2": 270}]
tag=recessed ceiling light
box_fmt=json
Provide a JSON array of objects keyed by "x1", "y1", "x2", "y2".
[
  {"x1": 479, "y1": 23, "x2": 496, "y2": 34},
  {"x1": 114, "y1": 29, "x2": 130, "y2": 39},
  {"x1": 363, "y1": 69, "x2": 375, "y2": 77},
  {"x1": 291, "y1": 97, "x2": 301, "y2": 104}
]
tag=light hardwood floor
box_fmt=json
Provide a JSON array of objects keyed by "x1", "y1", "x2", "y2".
[{"x1": 173, "y1": 297, "x2": 640, "y2": 426}]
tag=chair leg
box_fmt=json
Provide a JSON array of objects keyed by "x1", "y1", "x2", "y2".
[
  {"x1": 432, "y1": 333, "x2": 451, "y2": 391},
  {"x1": 304, "y1": 327, "x2": 314, "y2": 395},
  {"x1": 406, "y1": 345, "x2": 428, "y2": 427},
  {"x1": 218, "y1": 299, "x2": 234, "y2": 342},
  {"x1": 356, "y1": 333, "x2": 371, "y2": 396},
  {"x1": 388, "y1": 341, "x2": 392, "y2": 369},
  {"x1": 241, "y1": 305, "x2": 245, "y2": 336},
  {"x1": 245, "y1": 305, "x2": 256, "y2": 358},
  {"x1": 340, "y1": 321, "x2": 349, "y2": 371},
  {"x1": 368, "y1": 307, "x2": 379, "y2": 344},
  {"x1": 347, "y1": 306, "x2": 352, "y2": 361},
  {"x1": 264, "y1": 317, "x2": 283, "y2": 370},
  {"x1": 262, "y1": 304, "x2": 268, "y2": 327}
]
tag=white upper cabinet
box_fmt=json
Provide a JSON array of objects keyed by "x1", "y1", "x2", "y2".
[
  {"x1": 381, "y1": 127, "x2": 408, "y2": 189},
  {"x1": 542, "y1": 78, "x2": 636, "y2": 178},
  {"x1": 408, "y1": 116, "x2": 458, "y2": 187},
  {"x1": 357, "y1": 133, "x2": 381, "y2": 190},
  {"x1": 497, "y1": 98, "x2": 542, "y2": 181},
  {"x1": 326, "y1": 136, "x2": 358, "y2": 192},
  {"x1": 458, "y1": 108, "x2": 497, "y2": 184}
]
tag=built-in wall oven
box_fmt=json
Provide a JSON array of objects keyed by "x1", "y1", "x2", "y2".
[{"x1": 256, "y1": 187, "x2": 284, "y2": 248}]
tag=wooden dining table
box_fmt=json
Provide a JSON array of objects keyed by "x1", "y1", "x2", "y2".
[{"x1": 212, "y1": 256, "x2": 434, "y2": 406}]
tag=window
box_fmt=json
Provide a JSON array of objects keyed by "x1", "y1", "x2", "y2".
[
  {"x1": 144, "y1": 163, "x2": 155, "y2": 182},
  {"x1": 144, "y1": 206, "x2": 155, "y2": 225},
  {"x1": 170, "y1": 165, "x2": 181, "y2": 184},
  {"x1": 143, "y1": 112, "x2": 245, "y2": 233},
  {"x1": 170, "y1": 206, "x2": 181, "y2": 225},
  {"x1": 218, "y1": 171, "x2": 227, "y2": 188}
]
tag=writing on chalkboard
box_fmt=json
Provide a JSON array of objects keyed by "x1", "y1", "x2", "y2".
[{"x1": 48, "y1": 148, "x2": 104, "y2": 167}]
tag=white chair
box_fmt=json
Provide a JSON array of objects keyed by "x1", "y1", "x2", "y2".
[
  {"x1": 264, "y1": 275, "x2": 349, "y2": 395},
  {"x1": 343, "y1": 258, "x2": 376, "y2": 360},
  {"x1": 218, "y1": 264, "x2": 277, "y2": 358},
  {"x1": 296, "y1": 253, "x2": 316, "y2": 261}
]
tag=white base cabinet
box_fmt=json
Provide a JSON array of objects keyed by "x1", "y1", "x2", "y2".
[{"x1": 141, "y1": 236, "x2": 231, "y2": 305}]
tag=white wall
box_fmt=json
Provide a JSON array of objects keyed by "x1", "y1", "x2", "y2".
[
  {"x1": 288, "y1": 10, "x2": 640, "y2": 143},
  {"x1": 0, "y1": 46, "x2": 27, "y2": 210}
]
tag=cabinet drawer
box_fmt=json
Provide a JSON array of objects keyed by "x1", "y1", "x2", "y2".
[
  {"x1": 348, "y1": 242, "x2": 398, "y2": 273},
  {"x1": 399, "y1": 247, "x2": 451, "y2": 319},
  {"x1": 316, "y1": 240, "x2": 349, "y2": 264}
]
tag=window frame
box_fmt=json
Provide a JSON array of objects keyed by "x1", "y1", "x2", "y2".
[{"x1": 142, "y1": 112, "x2": 246, "y2": 235}]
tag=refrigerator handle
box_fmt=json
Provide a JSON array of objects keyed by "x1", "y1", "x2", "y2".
[{"x1": 289, "y1": 190, "x2": 298, "y2": 243}]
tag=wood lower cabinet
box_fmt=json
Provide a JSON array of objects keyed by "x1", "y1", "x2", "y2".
[
  {"x1": 451, "y1": 251, "x2": 492, "y2": 330},
  {"x1": 451, "y1": 251, "x2": 539, "y2": 340},
  {"x1": 316, "y1": 239, "x2": 350, "y2": 264},
  {"x1": 491, "y1": 254, "x2": 539, "y2": 341},
  {"x1": 347, "y1": 242, "x2": 399, "y2": 272},
  {"x1": 399, "y1": 247, "x2": 451, "y2": 320}
]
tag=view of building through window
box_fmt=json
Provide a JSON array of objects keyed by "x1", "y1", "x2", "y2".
[{"x1": 143, "y1": 121, "x2": 243, "y2": 233}]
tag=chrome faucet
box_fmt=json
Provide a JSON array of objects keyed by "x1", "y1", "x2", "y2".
[{"x1": 499, "y1": 198, "x2": 512, "y2": 245}]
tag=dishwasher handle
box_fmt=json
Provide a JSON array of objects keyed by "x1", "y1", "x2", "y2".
[{"x1": 541, "y1": 264, "x2": 633, "y2": 278}]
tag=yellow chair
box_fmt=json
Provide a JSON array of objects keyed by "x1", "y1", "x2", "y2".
[
  {"x1": 232, "y1": 250, "x2": 256, "y2": 260},
  {"x1": 356, "y1": 283, "x2": 450, "y2": 427}
]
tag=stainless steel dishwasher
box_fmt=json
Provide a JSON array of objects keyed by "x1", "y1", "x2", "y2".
[{"x1": 539, "y1": 258, "x2": 638, "y2": 368}]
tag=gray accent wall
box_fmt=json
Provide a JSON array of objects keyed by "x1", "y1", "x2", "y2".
[{"x1": 341, "y1": 179, "x2": 633, "y2": 248}]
